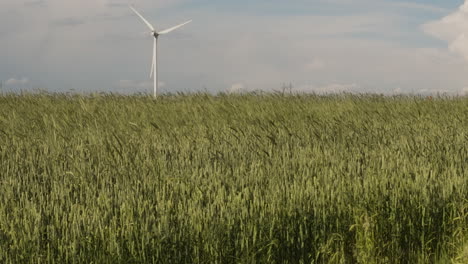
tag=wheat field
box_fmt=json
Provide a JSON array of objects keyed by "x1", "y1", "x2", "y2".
[{"x1": 0, "y1": 93, "x2": 467, "y2": 263}]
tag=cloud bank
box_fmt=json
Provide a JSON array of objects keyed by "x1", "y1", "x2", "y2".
[
  {"x1": 1, "y1": 0, "x2": 468, "y2": 95},
  {"x1": 423, "y1": 1, "x2": 468, "y2": 61},
  {"x1": 6, "y1": 77, "x2": 30, "y2": 86}
]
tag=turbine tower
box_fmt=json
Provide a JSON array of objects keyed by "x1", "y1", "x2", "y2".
[{"x1": 130, "y1": 6, "x2": 191, "y2": 98}]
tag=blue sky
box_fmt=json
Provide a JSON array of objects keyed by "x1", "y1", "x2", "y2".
[{"x1": 1, "y1": 0, "x2": 468, "y2": 95}]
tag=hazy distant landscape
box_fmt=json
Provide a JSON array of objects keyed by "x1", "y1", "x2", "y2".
[{"x1": 0, "y1": 93, "x2": 466, "y2": 263}]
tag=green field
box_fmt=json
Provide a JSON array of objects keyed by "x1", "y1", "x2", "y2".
[{"x1": 0, "y1": 93, "x2": 467, "y2": 263}]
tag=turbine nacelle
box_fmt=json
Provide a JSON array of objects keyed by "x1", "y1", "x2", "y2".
[{"x1": 152, "y1": 31, "x2": 159, "y2": 38}]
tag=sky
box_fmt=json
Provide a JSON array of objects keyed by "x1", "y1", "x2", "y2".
[{"x1": 1, "y1": 0, "x2": 468, "y2": 95}]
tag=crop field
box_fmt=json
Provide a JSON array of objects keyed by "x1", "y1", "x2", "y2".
[{"x1": 0, "y1": 93, "x2": 467, "y2": 263}]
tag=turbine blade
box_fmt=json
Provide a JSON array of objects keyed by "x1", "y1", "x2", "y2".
[
  {"x1": 150, "y1": 38, "x2": 156, "y2": 78},
  {"x1": 158, "y1": 20, "x2": 192, "y2": 34},
  {"x1": 129, "y1": 6, "x2": 155, "y2": 32}
]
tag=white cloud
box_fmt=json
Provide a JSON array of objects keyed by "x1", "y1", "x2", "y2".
[
  {"x1": 295, "y1": 83, "x2": 358, "y2": 94},
  {"x1": 304, "y1": 59, "x2": 325, "y2": 71},
  {"x1": 6, "y1": 77, "x2": 30, "y2": 85},
  {"x1": 116, "y1": 79, "x2": 167, "y2": 94},
  {"x1": 423, "y1": 1, "x2": 468, "y2": 61},
  {"x1": 460, "y1": 87, "x2": 468, "y2": 95},
  {"x1": 448, "y1": 34, "x2": 468, "y2": 61},
  {"x1": 393, "y1": 87, "x2": 402, "y2": 94},
  {"x1": 226, "y1": 83, "x2": 246, "y2": 94},
  {"x1": 118, "y1": 79, "x2": 150, "y2": 88}
]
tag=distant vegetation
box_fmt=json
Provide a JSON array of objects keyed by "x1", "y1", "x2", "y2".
[{"x1": 0, "y1": 93, "x2": 467, "y2": 263}]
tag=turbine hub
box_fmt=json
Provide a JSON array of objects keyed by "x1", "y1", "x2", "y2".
[{"x1": 152, "y1": 31, "x2": 159, "y2": 37}]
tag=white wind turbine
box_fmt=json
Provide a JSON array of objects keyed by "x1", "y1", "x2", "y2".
[{"x1": 130, "y1": 6, "x2": 191, "y2": 98}]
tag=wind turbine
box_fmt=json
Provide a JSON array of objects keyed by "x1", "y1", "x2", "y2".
[{"x1": 130, "y1": 6, "x2": 191, "y2": 98}]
